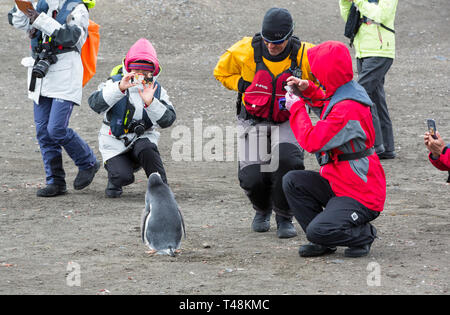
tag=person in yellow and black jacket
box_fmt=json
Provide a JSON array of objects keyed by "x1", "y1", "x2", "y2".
[{"x1": 214, "y1": 8, "x2": 316, "y2": 239}]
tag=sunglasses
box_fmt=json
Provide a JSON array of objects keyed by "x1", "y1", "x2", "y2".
[{"x1": 261, "y1": 25, "x2": 295, "y2": 45}]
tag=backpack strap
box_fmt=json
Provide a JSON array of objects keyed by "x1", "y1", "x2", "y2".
[
  {"x1": 251, "y1": 33, "x2": 264, "y2": 64},
  {"x1": 289, "y1": 36, "x2": 302, "y2": 69}
]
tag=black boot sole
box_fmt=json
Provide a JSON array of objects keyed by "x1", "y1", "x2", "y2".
[{"x1": 36, "y1": 189, "x2": 67, "y2": 197}]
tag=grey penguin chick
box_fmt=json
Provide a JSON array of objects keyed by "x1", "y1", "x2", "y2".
[{"x1": 141, "y1": 172, "x2": 185, "y2": 256}]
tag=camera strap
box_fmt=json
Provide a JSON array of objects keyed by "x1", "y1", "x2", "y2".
[{"x1": 29, "y1": 58, "x2": 40, "y2": 92}]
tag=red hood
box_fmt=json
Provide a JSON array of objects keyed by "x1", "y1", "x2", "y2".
[
  {"x1": 125, "y1": 38, "x2": 160, "y2": 76},
  {"x1": 307, "y1": 41, "x2": 353, "y2": 97}
]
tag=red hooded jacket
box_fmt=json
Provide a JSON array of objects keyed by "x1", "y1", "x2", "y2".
[{"x1": 289, "y1": 41, "x2": 386, "y2": 212}]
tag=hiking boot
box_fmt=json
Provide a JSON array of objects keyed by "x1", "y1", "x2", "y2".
[
  {"x1": 105, "y1": 180, "x2": 123, "y2": 198},
  {"x1": 377, "y1": 151, "x2": 396, "y2": 160},
  {"x1": 344, "y1": 243, "x2": 372, "y2": 258},
  {"x1": 73, "y1": 160, "x2": 100, "y2": 190},
  {"x1": 374, "y1": 144, "x2": 385, "y2": 155},
  {"x1": 251, "y1": 210, "x2": 272, "y2": 232},
  {"x1": 36, "y1": 184, "x2": 67, "y2": 197},
  {"x1": 299, "y1": 242, "x2": 337, "y2": 257},
  {"x1": 275, "y1": 214, "x2": 297, "y2": 239}
]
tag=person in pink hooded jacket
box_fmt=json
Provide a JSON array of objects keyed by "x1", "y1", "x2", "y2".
[
  {"x1": 89, "y1": 38, "x2": 176, "y2": 198},
  {"x1": 282, "y1": 41, "x2": 386, "y2": 258}
]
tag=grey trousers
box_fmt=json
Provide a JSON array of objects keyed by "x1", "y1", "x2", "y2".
[{"x1": 357, "y1": 57, "x2": 395, "y2": 153}]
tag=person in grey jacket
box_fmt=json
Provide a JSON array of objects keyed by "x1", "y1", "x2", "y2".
[
  {"x1": 10, "y1": 0, "x2": 99, "y2": 197},
  {"x1": 88, "y1": 38, "x2": 175, "y2": 198}
]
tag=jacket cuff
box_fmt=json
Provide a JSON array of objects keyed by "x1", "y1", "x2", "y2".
[
  {"x1": 32, "y1": 12, "x2": 61, "y2": 36},
  {"x1": 301, "y1": 81, "x2": 318, "y2": 97}
]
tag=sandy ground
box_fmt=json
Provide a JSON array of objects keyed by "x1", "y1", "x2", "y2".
[{"x1": 0, "y1": 0, "x2": 449, "y2": 295}]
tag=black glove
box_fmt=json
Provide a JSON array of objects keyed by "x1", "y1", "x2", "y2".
[{"x1": 26, "y1": 8, "x2": 39, "y2": 24}]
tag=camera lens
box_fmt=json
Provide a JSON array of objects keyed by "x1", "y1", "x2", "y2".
[
  {"x1": 134, "y1": 124, "x2": 145, "y2": 137},
  {"x1": 32, "y1": 59, "x2": 51, "y2": 79}
]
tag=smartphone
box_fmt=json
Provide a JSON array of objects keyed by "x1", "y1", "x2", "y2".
[{"x1": 427, "y1": 119, "x2": 438, "y2": 139}]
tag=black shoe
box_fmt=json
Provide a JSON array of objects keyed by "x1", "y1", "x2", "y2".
[
  {"x1": 275, "y1": 215, "x2": 297, "y2": 239},
  {"x1": 73, "y1": 160, "x2": 101, "y2": 190},
  {"x1": 36, "y1": 184, "x2": 67, "y2": 197},
  {"x1": 378, "y1": 151, "x2": 396, "y2": 160},
  {"x1": 299, "y1": 242, "x2": 337, "y2": 257},
  {"x1": 374, "y1": 144, "x2": 385, "y2": 155},
  {"x1": 105, "y1": 180, "x2": 123, "y2": 198},
  {"x1": 344, "y1": 243, "x2": 372, "y2": 258},
  {"x1": 251, "y1": 210, "x2": 272, "y2": 232}
]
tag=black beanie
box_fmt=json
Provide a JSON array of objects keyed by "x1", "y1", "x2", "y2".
[{"x1": 261, "y1": 8, "x2": 294, "y2": 42}]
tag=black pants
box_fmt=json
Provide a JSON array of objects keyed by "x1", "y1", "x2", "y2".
[
  {"x1": 283, "y1": 170, "x2": 379, "y2": 247},
  {"x1": 105, "y1": 138, "x2": 167, "y2": 187},
  {"x1": 238, "y1": 143, "x2": 304, "y2": 217}
]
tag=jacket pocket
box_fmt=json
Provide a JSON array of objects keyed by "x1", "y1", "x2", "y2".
[{"x1": 243, "y1": 91, "x2": 271, "y2": 119}]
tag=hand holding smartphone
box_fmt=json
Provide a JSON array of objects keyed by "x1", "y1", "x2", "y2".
[{"x1": 427, "y1": 119, "x2": 438, "y2": 139}]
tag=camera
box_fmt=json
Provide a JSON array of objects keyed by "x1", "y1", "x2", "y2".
[
  {"x1": 32, "y1": 49, "x2": 58, "y2": 79},
  {"x1": 128, "y1": 119, "x2": 146, "y2": 137}
]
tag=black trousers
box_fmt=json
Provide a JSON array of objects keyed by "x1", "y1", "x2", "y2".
[
  {"x1": 283, "y1": 170, "x2": 379, "y2": 248},
  {"x1": 238, "y1": 142, "x2": 304, "y2": 217},
  {"x1": 105, "y1": 138, "x2": 167, "y2": 187}
]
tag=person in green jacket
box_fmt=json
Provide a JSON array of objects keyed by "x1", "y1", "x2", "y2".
[{"x1": 339, "y1": 0, "x2": 398, "y2": 159}]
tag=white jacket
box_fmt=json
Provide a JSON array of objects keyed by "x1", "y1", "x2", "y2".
[
  {"x1": 89, "y1": 70, "x2": 176, "y2": 163},
  {"x1": 12, "y1": 0, "x2": 88, "y2": 105}
]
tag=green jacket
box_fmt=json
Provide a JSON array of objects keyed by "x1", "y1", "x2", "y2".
[{"x1": 340, "y1": 0, "x2": 397, "y2": 59}]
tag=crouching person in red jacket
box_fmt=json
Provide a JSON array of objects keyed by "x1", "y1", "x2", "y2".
[{"x1": 282, "y1": 41, "x2": 386, "y2": 258}]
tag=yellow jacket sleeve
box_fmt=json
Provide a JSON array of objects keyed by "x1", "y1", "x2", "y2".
[{"x1": 213, "y1": 37, "x2": 255, "y2": 92}]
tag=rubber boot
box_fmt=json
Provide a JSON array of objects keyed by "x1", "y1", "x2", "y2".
[
  {"x1": 36, "y1": 184, "x2": 67, "y2": 197},
  {"x1": 275, "y1": 214, "x2": 297, "y2": 239},
  {"x1": 251, "y1": 210, "x2": 272, "y2": 232},
  {"x1": 74, "y1": 160, "x2": 100, "y2": 190},
  {"x1": 344, "y1": 243, "x2": 372, "y2": 258},
  {"x1": 299, "y1": 242, "x2": 337, "y2": 257},
  {"x1": 105, "y1": 179, "x2": 123, "y2": 198}
]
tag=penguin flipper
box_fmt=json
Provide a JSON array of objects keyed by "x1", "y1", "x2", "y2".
[
  {"x1": 141, "y1": 201, "x2": 151, "y2": 244},
  {"x1": 178, "y1": 207, "x2": 186, "y2": 239}
]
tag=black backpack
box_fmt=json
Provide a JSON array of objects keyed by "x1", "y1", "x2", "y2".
[
  {"x1": 344, "y1": 1, "x2": 395, "y2": 48},
  {"x1": 344, "y1": 3, "x2": 363, "y2": 47}
]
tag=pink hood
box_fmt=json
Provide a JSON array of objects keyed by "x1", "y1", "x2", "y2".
[{"x1": 124, "y1": 38, "x2": 160, "y2": 76}]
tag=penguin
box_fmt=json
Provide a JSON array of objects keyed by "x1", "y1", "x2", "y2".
[{"x1": 141, "y1": 172, "x2": 185, "y2": 256}]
